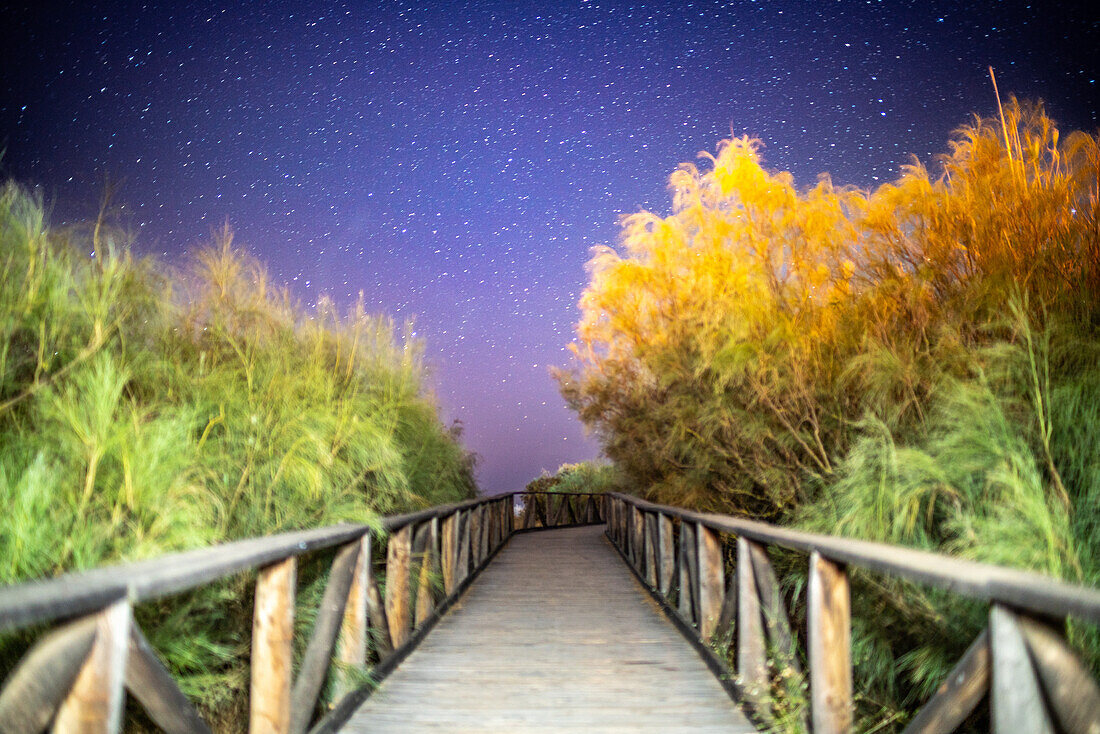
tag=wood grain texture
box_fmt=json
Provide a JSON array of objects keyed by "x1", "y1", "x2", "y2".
[
  {"x1": 1017, "y1": 615, "x2": 1100, "y2": 734},
  {"x1": 250, "y1": 557, "x2": 296, "y2": 734},
  {"x1": 53, "y1": 600, "x2": 130, "y2": 734},
  {"x1": 990, "y1": 605, "x2": 1054, "y2": 734},
  {"x1": 334, "y1": 535, "x2": 371, "y2": 702},
  {"x1": 737, "y1": 537, "x2": 766, "y2": 696},
  {"x1": 657, "y1": 513, "x2": 675, "y2": 599},
  {"x1": 341, "y1": 526, "x2": 754, "y2": 733},
  {"x1": 0, "y1": 616, "x2": 97, "y2": 734},
  {"x1": 696, "y1": 524, "x2": 724, "y2": 641},
  {"x1": 384, "y1": 525, "x2": 412, "y2": 649},
  {"x1": 808, "y1": 551, "x2": 852, "y2": 734}
]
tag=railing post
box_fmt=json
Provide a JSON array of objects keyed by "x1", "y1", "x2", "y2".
[
  {"x1": 415, "y1": 518, "x2": 440, "y2": 627},
  {"x1": 808, "y1": 551, "x2": 852, "y2": 734},
  {"x1": 441, "y1": 513, "x2": 457, "y2": 595},
  {"x1": 678, "y1": 522, "x2": 697, "y2": 623},
  {"x1": 631, "y1": 505, "x2": 645, "y2": 573},
  {"x1": 52, "y1": 599, "x2": 131, "y2": 734},
  {"x1": 737, "y1": 537, "x2": 766, "y2": 696},
  {"x1": 696, "y1": 523, "x2": 724, "y2": 641},
  {"x1": 250, "y1": 557, "x2": 296, "y2": 734},
  {"x1": 657, "y1": 513, "x2": 675, "y2": 598},
  {"x1": 990, "y1": 605, "x2": 1054, "y2": 734},
  {"x1": 384, "y1": 525, "x2": 412, "y2": 649},
  {"x1": 644, "y1": 513, "x2": 658, "y2": 587},
  {"x1": 334, "y1": 534, "x2": 370, "y2": 701}
]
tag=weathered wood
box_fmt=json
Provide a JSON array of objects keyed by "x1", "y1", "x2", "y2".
[
  {"x1": 0, "y1": 526, "x2": 364, "y2": 634},
  {"x1": 384, "y1": 525, "x2": 413, "y2": 650},
  {"x1": 468, "y1": 507, "x2": 483, "y2": 568},
  {"x1": 334, "y1": 534, "x2": 371, "y2": 701},
  {"x1": 125, "y1": 624, "x2": 212, "y2": 734},
  {"x1": 748, "y1": 541, "x2": 801, "y2": 677},
  {"x1": 0, "y1": 616, "x2": 97, "y2": 734},
  {"x1": 696, "y1": 524, "x2": 724, "y2": 641},
  {"x1": 808, "y1": 551, "x2": 852, "y2": 734},
  {"x1": 343, "y1": 526, "x2": 754, "y2": 733},
  {"x1": 53, "y1": 600, "x2": 130, "y2": 734},
  {"x1": 290, "y1": 541, "x2": 361, "y2": 734},
  {"x1": 366, "y1": 572, "x2": 393, "y2": 659},
  {"x1": 608, "y1": 492, "x2": 1100, "y2": 625},
  {"x1": 440, "y1": 515, "x2": 457, "y2": 595},
  {"x1": 455, "y1": 511, "x2": 470, "y2": 586},
  {"x1": 643, "y1": 513, "x2": 658, "y2": 587},
  {"x1": 250, "y1": 557, "x2": 296, "y2": 734},
  {"x1": 1017, "y1": 615, "x2": 1100, "y2": 734},
  {"x1": 657, "y1": 513, "x2": 675, "y2": 598},
  {"x1": 631, "y1": 506, "x2": 646, "y2": 574},
  {"x1": 902, "y1": 629, "x2": 990, "y2": 734},
  {"x1": 737, "y1": 537, "x2": 766, "y2": 695},
  {"x1": 415, "y1": 519, "x2": 440, "y2": 627},
  {"x1": 990, "y1": 605, "x2": 1055, "y2": 734},
  {"x1": 678, "y1": 522, "x2": 697, "y2": 624}
]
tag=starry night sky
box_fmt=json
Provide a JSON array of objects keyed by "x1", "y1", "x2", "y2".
[{"x1": 2, "y1": 1, "x2": 1097, "y2": 495}]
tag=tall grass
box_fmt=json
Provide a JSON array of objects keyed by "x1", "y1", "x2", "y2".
[
  {"x1": 0, "y1": 185, "x2": 476, "y2": 727},
  {"x1": 560, "y1": 98, "x2": 1099, "y2": 730}
]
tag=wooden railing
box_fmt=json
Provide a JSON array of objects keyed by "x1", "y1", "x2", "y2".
[
  {"x1": 605, "y1": 492, "x2": 1100, "y2": 734},
  {"x1": 0, "y1": 491, "x2": 605, "y2": 734}
]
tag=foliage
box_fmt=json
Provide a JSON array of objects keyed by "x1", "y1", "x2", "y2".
[
  {"x1": 560, "y1": 99, "x2": 1099, "y2": 730},
  {"x1": 0, "y1": 189, "x2": 476, "y2": 727},
  {"x1": 523, "y1": 460, "x2": 624, "y2": 495}
]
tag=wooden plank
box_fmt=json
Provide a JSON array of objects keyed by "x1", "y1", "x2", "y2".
[
  {"x1": 384, "y1": 525, "x2": 412, "y2": 650},
  {"x1": 342, "y1": 526, "x2": 754, "y2": 733},
  {"x1": 52, "y1": 600, "x2": 130, "y2": 734},
  {"x1": 415, "y1": 519, "x2": 440, "y2": 627},
  {"x1": 678, "y1": 522, "x2": 697, "y2": 624},
  {"x1": 643, "y1": 513, "x2": 658, "y2": 587},
  {"x1": 0, "y1": 616, "x2": 98, "y2": 734},
  {"x1": 1017, "y1": 615, "x2": 1100, "y2": 734},
  {"x1": 902, "y1": 629, "x2": 990, "y2": 734},
  {"x1": 250, "y1": 557, "x2": 296, "y2": 734},
  {"x1": 125, "y1": 624, "x2": 212, "y2": 734},
  {"x1": 334, "y1": 534, "x2": 371, "y2": 701},
  {"x1": 631, "y1": 506, "x2": 646, "y2": 574},
  {"x1": 748, "y1": 542, "x2": 801, "y2": 676},
  {"x1": 990, "y1": 605, "x2": 1055, "y2": 734},
  {"x1": 737, "y1": 537, "x2": 766, "y2": 694},
  {"x1": 808, "y1": 551, "x2": 852, "y2": 734},
  {"x1": 455, "y1": 511, "x2": 470, "y2": 586},
  {"x1": 440, "y1": 515, "x2": 457, "y2": 595},
  {"x1": 291, "y1": 541, "x2": 361, "y2": 734},
  {"x1": 657, "y1": 513, "x2": 675, "y2": 598},
  {"x1": 0, "y1": 526, "x2": 364, "y2": 634},
  {"x1": 696, "y1": 524, "x2": 724, "y2": 641},
  {"x1": 366, "y1": 572, "x2": 393, "y2": 659},
  {"x1": 468, "y1": 507, "x2": 482, "y2": 568}
]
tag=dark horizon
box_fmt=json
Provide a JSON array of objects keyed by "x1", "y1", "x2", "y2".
[{"x1": 2, "y1": 0, "x2": 1097, "y2": 494}]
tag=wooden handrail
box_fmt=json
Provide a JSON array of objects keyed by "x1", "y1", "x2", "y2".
[
  {"x1": 0, "y1": 491, "x2": 606, "y2": 734},
  {"x1": 605, "y1": 492, "x2": 1100, "y2": 734},
  {"x1": 607, "y1": 492, "x2": 1100, "y2": 624}
]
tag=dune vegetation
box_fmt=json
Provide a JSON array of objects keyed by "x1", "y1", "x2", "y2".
[
  {"x1": 558, "y1": 98, "x2": 1100, "y2": 730},
  {"x1": 0, "y1": 187, "x2": 476, "y2": 727}
]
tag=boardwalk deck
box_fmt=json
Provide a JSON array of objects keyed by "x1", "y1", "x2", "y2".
[{"x1": 341, "y1": 525, "x2": 756, "y2": 733}]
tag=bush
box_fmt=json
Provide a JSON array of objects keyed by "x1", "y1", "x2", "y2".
[{"x1": 0, "y1": 187, "x2": 477, "y2": 726}]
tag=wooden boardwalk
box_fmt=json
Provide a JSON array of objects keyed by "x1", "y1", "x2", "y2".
[{"x1": 342, "y1": 525, "x2": 755, "y2": 733}]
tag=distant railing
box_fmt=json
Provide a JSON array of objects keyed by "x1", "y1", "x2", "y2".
[
  {"x1": 605, "y1": 492, "x2": 1100, "y2": 734},
  {"x1": 0, "y1": 491, "x2": 605, "y2": 734}
]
